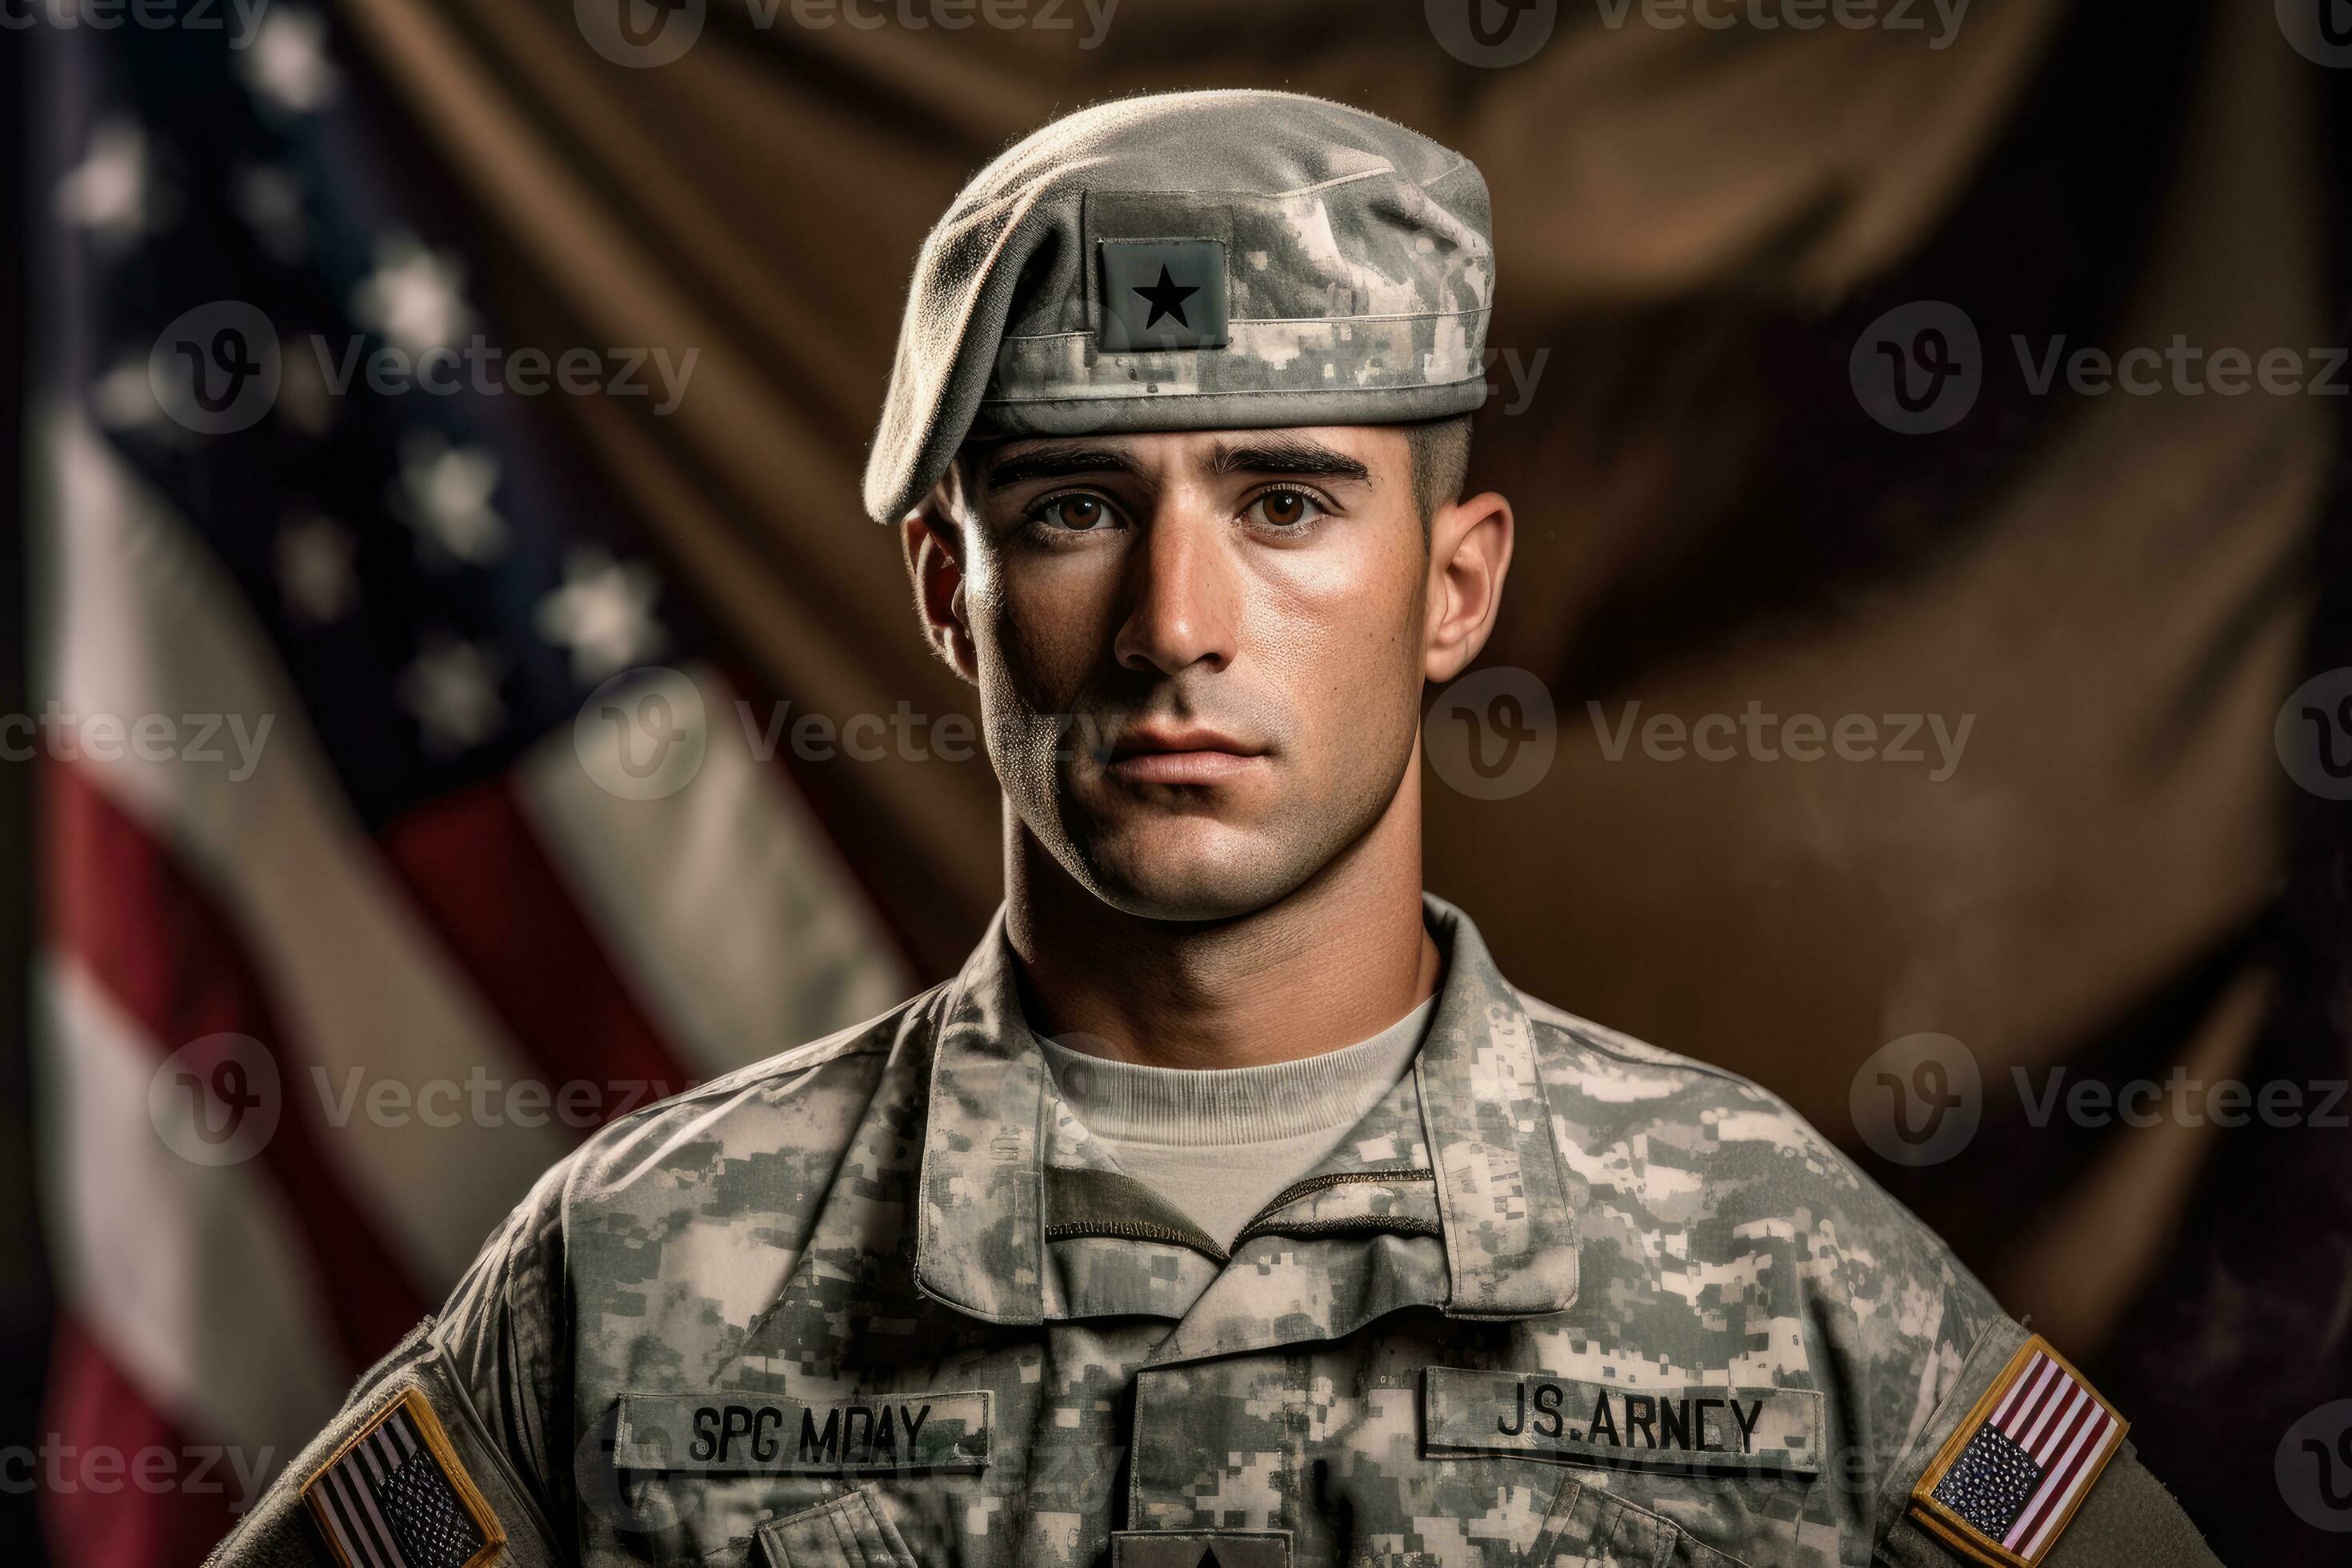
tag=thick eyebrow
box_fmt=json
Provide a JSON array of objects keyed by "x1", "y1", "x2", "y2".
[
  {"x1": 979, "y1": 445, "x2": 1146, "y2": 494},
  {"x1": 975, "y1": 434, "x2": 1376, "y2": 497},
  {"x1": 1206, "y1": 437, "x2": 1374, "y2": 486}
]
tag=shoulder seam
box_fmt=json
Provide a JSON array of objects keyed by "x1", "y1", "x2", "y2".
[
  {"x1": 646, "y1": 1027, "x2": 896, "y2": 1114},
  {"x1": 554, "y1": 1011, "x2": 918, "y2": 1230},
  {"x1": 566, "y1": 994, "x2": 922, "y2": 1153},
  {"x1": 1518, "y1": 992, "x2": 1755, "y2": 1089}
]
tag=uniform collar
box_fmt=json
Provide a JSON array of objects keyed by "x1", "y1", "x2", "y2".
[{"x1": 912, "y1": 891, "x2": 1579, "y2": 1328}]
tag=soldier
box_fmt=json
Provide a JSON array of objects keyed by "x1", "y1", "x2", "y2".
[{"x1": 210, "y1": 90, "x2": 2224, "y2": 1568}]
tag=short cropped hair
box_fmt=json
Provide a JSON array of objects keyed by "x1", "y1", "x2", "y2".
[{"x1": 1403, "y1": 413, "x2": 1474, "y2": 523}]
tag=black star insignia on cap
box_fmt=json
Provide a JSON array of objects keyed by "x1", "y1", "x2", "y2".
[
  {"x1": 1098, "y1": 239, "x2": 1229, "y2": 351},
  {"x1": 1133, "y1": 266, "x2": 1199, "y2": 329}
]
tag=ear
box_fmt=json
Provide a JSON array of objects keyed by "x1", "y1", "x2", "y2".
[
  {"x1": 1422, "y1": 489, "x2": 1514, "y2": 685},
  {"x1": 902, "y1": 492, "x2": 979, "y2": 685}
]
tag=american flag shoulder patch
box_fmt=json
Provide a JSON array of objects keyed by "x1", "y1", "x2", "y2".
[
  {"x1": 1908, "y1": 1335, "x2": 2128, "y2": 1568},
  {"x1": 300, "y1": 1387, "x2": 506, "y2": 1568}
]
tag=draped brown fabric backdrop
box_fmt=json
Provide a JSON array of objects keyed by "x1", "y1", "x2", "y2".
[{"x1": 327, "y1": 0, "x2": 2348, "y2": 1550}]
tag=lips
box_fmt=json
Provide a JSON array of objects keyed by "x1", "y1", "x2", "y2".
[
  {"x1": 1103, "y1": 723, "x2": 1265, "y2": 786},
  {"x1": 1108, "y1": 725, "x2": 1261, "y2": 760}
]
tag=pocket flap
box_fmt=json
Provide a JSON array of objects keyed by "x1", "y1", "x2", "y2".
[{"x1": 755, "y1": 1489, "x2": 917, "y2": 1568}]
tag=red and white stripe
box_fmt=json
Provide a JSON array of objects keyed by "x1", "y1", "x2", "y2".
[
  {"x1": 1983, "y1": 1350, "x2": 2125, "y2": 1559},
  {"x1": 34, "y1": 408, "x2": 912, "y2": 1566}
]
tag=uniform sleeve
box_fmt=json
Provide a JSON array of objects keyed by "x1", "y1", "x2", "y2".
[
  {"x1": 434, "y1": 1157, "x2": 578, "y2": 1547},
  {"x1": 1869, "y1": 1314, "x2": 2224, "y2": 1568},
  {"x1": 203, "y1": 1161, "x2": 575, "y2": 1568}
]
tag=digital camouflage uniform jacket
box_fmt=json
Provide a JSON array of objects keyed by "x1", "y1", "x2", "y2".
[{"x1": 209, "y1": 894, "x2": 2222, "y2": 1568}]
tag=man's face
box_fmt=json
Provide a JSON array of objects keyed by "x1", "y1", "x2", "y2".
[{"x1": 921, "y1": 426, "x2": 1462, "y2": 922}]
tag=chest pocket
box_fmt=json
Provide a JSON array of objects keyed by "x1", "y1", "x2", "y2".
[
  {"x1": 754, "y1": 1488, "x2": 921, "y2": 1568},
  {"x1": 1524, "y1": 1478, "x2": 1752, "y2": 1568}
]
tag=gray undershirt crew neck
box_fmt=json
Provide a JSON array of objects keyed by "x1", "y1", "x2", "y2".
[{"x1": 1034, "y1": 993, "x2": 1437, "y2": 1247}]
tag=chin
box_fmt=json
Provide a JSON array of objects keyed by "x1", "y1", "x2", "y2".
[{"x1": 1062, "y1": 816, "x2": 1310, "y2": 922}]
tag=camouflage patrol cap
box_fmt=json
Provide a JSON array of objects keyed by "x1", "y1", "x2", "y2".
[{"x1": 862, "y1": 89, "x2": 1495, "y2": 524}]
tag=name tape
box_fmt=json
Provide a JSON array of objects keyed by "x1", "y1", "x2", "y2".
[
  {"x1": 1423, "y1": 1369, "x2": 1823, "y2": 1476},
  {"x1": 614, "y1": 1391, "x2": 990, "y2": 1475}
]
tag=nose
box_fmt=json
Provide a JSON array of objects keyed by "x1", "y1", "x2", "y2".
[{"x1": 1111, "y1": 501, "x2": 1238, "y2": 677}]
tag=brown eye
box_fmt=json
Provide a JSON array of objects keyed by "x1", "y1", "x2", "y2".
[
  {"x1": 1040, "y1": 495, "x2": 1107, "y2": 531},
  {"x1": 1249, "y1": 489, "x2": 1322, "y2": 528}
]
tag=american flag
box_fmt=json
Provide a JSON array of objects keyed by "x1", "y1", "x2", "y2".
[
  {"x1": 33, "y1": 10, "x2": 910, "y2": 1566},
  {"x1": 1921, "y1": 1340, "x2": 2129, "y2": 1566},
  {"x1": 301, "y1": 1394, "x2": 495, "y2": 1568}
]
